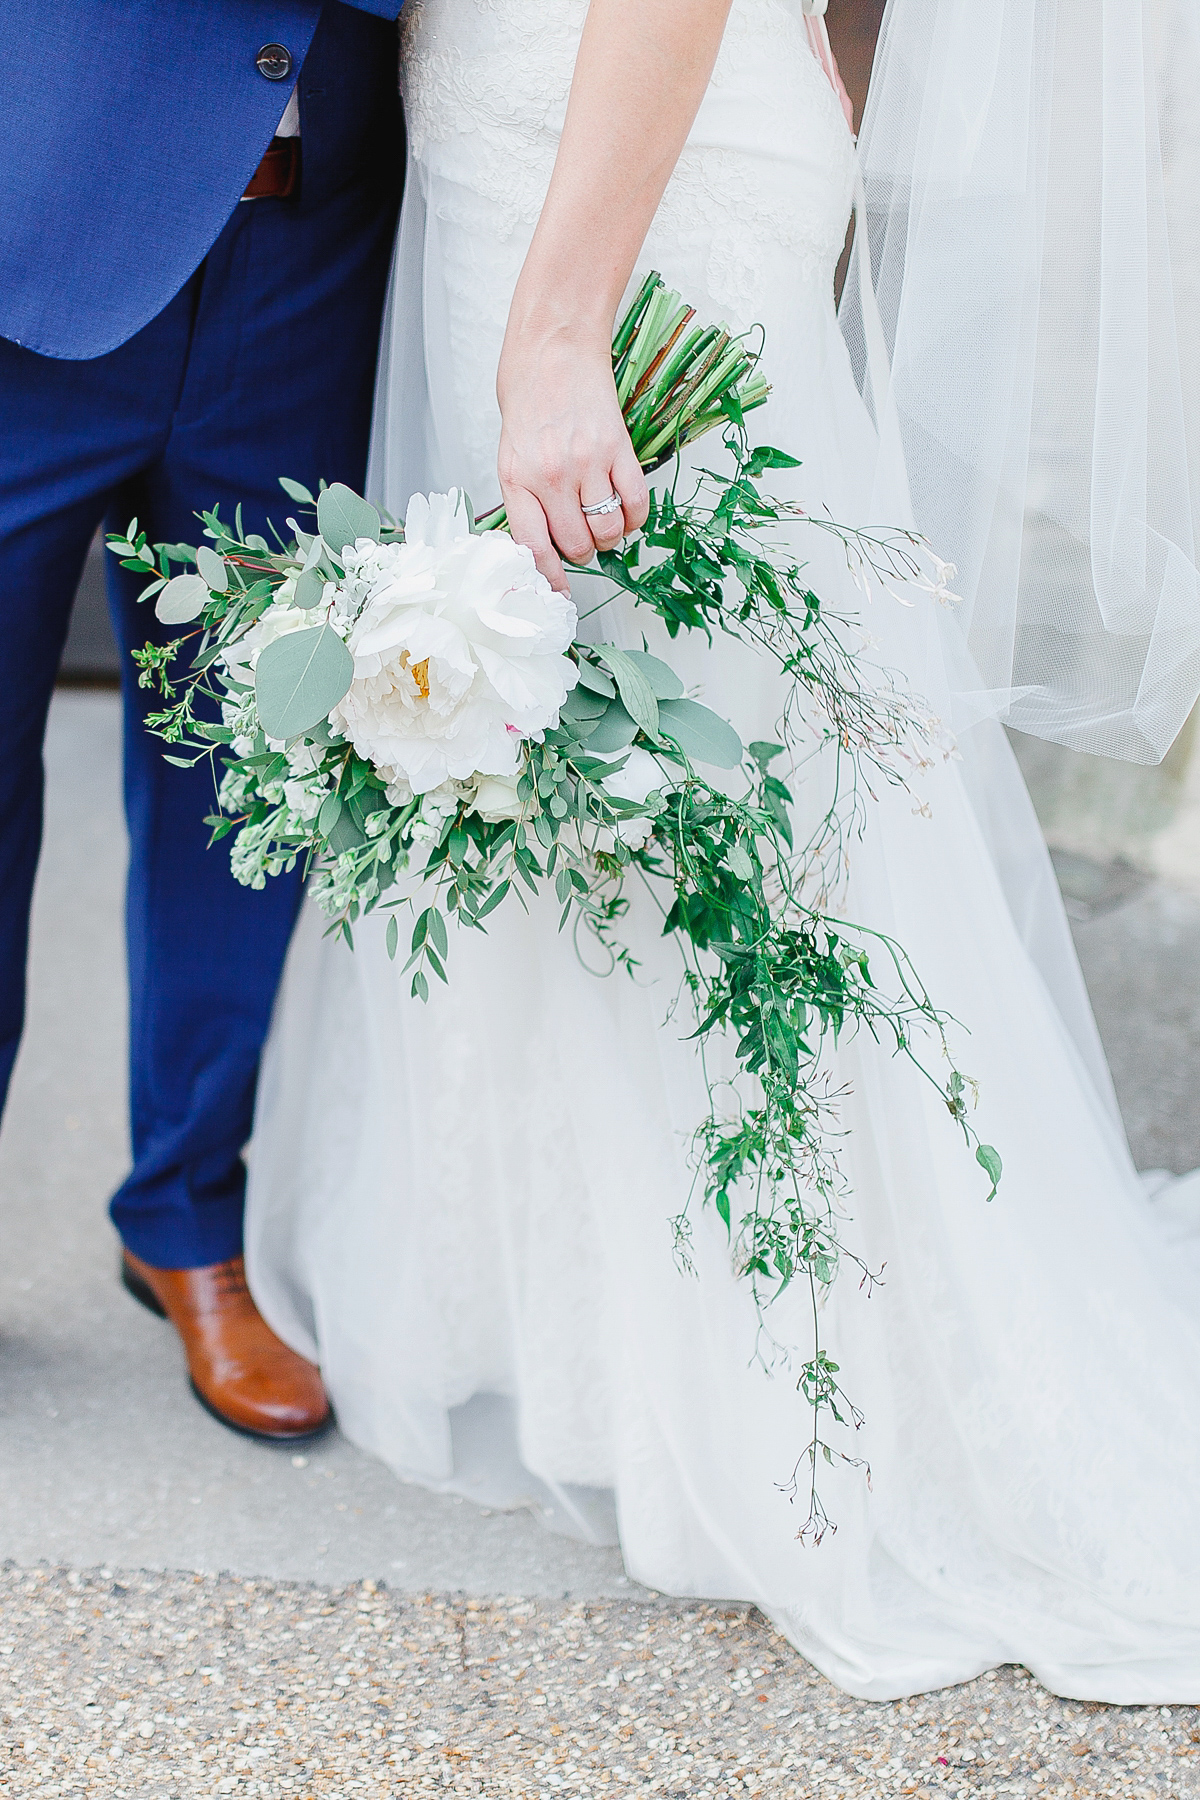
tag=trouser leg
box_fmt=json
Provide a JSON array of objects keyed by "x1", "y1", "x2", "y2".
[
  {"x1": 105, "y1": 465, "x2": 307, "y2": 1267},
  {"x1": 0, "y1": 301, "x2": 195, "y2": 1116},
  {"x1": 0, "y1": 496, "x2": 99, "y2": 1103},
  {"x1": 108, "y1": 175, "x2": 399, "y2": 1266}
]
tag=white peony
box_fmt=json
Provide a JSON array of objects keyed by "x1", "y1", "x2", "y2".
[{"x1": 329, "y1": 491, "x2": 578, "y2": 797}]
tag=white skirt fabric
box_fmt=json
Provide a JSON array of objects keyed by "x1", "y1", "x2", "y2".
[{"x1": 245, "y1": 0, "x2": 1200, "y2": 1702}]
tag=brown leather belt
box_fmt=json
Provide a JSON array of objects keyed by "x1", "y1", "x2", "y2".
[{"x1": 242, "y1": 136, "x2": 300, "y2": 201}]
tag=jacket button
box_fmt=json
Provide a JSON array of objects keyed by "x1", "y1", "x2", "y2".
[{"x1": 255, "y1": 43, "x2": 293, "y2": 82}]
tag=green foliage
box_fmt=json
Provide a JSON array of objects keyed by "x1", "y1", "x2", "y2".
[
  {"x1": 156, "y1": 573, "x2": 209, "y2": 624},
  {"x1": 195, "y1": 546, "x2": 229, "y2": 592},
  {"x1": 103, "y1": 274, "x2": 997, "y2": 1544},
  {"x1": 976, "y1": 1141, "x2": 1003, "y2": 1202},
  {"x1": 279, "y1": 477, "x2": 315, "y2": 506},
  {"x1": 316, "y1": 482, "x2": 380, "y2": 553},
  {"x1": 657, "y1": 697, "x2": 743, "y2": 768},
  {"x1": 254, "y1": 625, "x2": 354, "y2": 740}
]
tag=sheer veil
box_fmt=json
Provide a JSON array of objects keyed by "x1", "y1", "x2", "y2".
[{"x1": 840, "y1": 0, "x2": 1200, "y2": 762}]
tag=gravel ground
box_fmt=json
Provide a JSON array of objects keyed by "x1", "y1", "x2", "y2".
[{"x1": 0, "y1": 1567, "x2": 1196, "y2": 1799}]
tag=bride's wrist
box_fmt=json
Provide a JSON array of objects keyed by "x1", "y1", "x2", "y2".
[
  {"x1": 502, "y1": 304, "x2": 614, "y2": 359},
  {"x1": 497, "y1": 311, "x2": 617, "y2": 408},
  {"x1": 504, "y1": 260, "x2": 620, "y2": 355}
]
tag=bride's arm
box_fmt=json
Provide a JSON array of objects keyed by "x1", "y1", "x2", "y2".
[{"x1": 497, "y1": 0, "x2": 733, "y2": 590}]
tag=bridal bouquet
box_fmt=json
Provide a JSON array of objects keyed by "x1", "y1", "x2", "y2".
[{"x1": 111, "y1": 274, "x2": 998, "y2": 1539}]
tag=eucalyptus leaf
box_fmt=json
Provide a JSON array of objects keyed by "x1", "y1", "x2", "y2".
[
  {"x1": 316, "y1": 483, "x2": 380, "y2": 553},
  {"x1": 325, "y1": 808, "x2": 366, "y2": 856},
  {"x1": 726, "y1": 843, "x2": 755, "y2": 882},
  {"x1": 611, "y1": 649, "x2": 683, "y2": 700},
  {"x1": 279, "y1": 477, "x2": 315, "y2": 505},
  {"x1": 595, "y1": 647, "x2": 660, "y2": 738},
  {"x1": 195, "y1": 546, "x2": 229, "y2": 593},
  {"x1": 573, "y1": 658, "x2": 616, "y2": 699},
  {"x1": 294, "y1": 568, "x2": 327, "y2": 609},
  {"x1": 657, "y1": 697, "x2": 743, "y2": 768},
  {"x1": 254, "y1": 625, "x2": 354, "y2": 740},
  {"x1": 560, "y1": 687, "x2": 610, "y2": 725},
  {"x1": 155, "y1": 573, "x2": 210, "y2": 625},
  {"x1": 583, "y1": 701, "x2": 639, "y2": 753}
]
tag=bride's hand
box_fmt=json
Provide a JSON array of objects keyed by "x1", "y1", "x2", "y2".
[{"x1": 496, "y1": 322, "x2": 649, "y2": 593}]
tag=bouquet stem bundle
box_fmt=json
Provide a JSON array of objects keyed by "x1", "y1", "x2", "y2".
[
  {"x1": 476, "y1": 272, "x2": 769, "y2": 529},
  {"x1": 614, "y1": 271, "x2": 769, "y2": 467}
]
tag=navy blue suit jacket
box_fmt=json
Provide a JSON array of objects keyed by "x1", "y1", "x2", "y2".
[{"x1": 0, "y1": 0, "x2": 403, "y2": 360}]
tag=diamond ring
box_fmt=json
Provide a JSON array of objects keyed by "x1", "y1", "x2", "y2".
[{"x1": 580, "y1": 491, "x2": 623, "y2": 518}]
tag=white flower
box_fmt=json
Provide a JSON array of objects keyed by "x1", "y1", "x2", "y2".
[
  {"x1": 219, "y1": 691, "x2": 260, "y2": 758},
  {"x1": 217, "y1": 762, "x2": 254, "y2": 815},
  {"x1": 281, "y1": 777, "x2": 325, "y2": 823},
  {"x1": 469, "y1": 772, "x2": 525, "y2": 822},
  {"x1": 924, "y1": 556, "x2": 962, "y2": 607},
  {"x1": 594, "y1": 747, "x2": 665, "y2": 848},
  {"x1": 409, "y1": 781, "x2": 463, "y2": 847},
  {"x1": 229, "y1": 817, "x2": 300, "y2": 890},
  {"x1": 329, "y1": 491, "x2": 578, "y2": 796},
  {"x1": 308, "y1": 851, "x2": 369, "y2": 918}
]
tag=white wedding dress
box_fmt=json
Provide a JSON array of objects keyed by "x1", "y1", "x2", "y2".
[{"x1": 246, "y1": 0, "x2": 1200, "y2": 1702}]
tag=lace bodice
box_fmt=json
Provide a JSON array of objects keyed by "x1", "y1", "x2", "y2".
[{"x1": 400, "y1": 0, "x2": 856, "y2": 320}]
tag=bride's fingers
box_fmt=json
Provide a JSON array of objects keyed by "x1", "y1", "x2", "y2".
[
  {"x1": 579, "y1": 446, "x2": 650, "y2": 554},
  {"x1": 540, "y1": 483, "x2": 598, "y2": 569},
  {"x1": 580, "y1": 468, "x2": 628, "y2": 553},
  {"x1": 612, "y1": 443, "x2": 650, "y2": 537},
  {"x1": 505, "y1": 485, "x2": 570, "y2": 593}
]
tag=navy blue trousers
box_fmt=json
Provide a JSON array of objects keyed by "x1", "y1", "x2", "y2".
[{"x1": 0, "y1": 163, "x2": 400, "y2": 1266}]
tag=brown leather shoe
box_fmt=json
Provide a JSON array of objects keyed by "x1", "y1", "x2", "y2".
[{"x1": 122, "y1": 1250, "x2": 332, "y2": 1443}]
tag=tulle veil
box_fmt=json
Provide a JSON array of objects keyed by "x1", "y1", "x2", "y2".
[{"x1": 838, "y1": 0, "x2": 1200, "y2": 762}]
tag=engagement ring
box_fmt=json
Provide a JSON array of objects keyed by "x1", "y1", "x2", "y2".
[{"x1": 581, "y1": 491, "x2": 623, "y2": 518}]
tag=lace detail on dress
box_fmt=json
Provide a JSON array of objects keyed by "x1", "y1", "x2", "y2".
[
  {"x1": 401, "y1": 0, "x2": 586, "y2": 235},
  {"x1": 401, "y1": 0, "x2": 856, "y2": 314}
]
